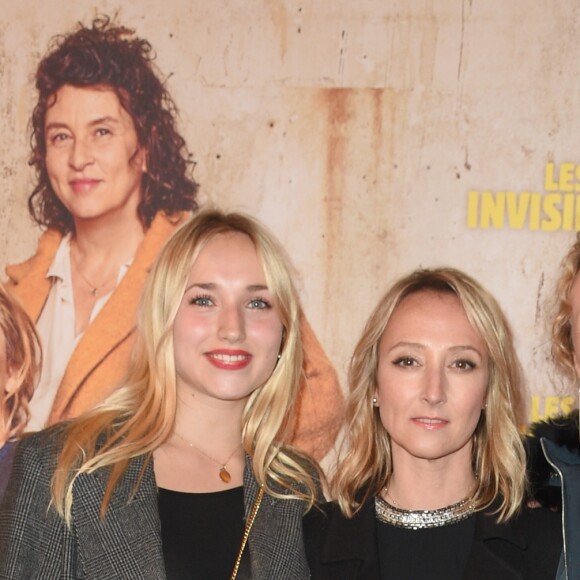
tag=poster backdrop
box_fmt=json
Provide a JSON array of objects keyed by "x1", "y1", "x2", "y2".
[{"x1": 1, "y1": 0, "x2": 578, "y2": 426}]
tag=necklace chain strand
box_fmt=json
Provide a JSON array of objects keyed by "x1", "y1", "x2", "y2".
[
  {"x1": 174, "y1": 431, "x2": 241, "y2": 484},
  {"x1": 73, "y1": 262, "x2": 118, "y2": 297},
  {"x1": 79, "y1": 270, "x2": 115, "y2": 296}
]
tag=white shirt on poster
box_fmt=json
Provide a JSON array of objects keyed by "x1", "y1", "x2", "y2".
[{"x1": 27, "y1": 236, "x2": 130, "y2": 431}]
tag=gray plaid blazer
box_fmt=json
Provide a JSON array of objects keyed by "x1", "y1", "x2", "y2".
[{"x1": 0, "y1": 428, "x2": 312, "y2": 579}]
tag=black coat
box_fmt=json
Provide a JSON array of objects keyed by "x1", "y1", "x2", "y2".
[{"x1": 304, "y1": 497, "x2": 562, "y2": 579}]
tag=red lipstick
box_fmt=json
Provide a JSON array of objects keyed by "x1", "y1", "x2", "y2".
[{"x1": 204, "y1": 350, "x2": 252, "y2": 370}]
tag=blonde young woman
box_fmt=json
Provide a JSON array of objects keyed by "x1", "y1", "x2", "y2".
[
  {"x1": 306, "y1": 268, "x2": 561, "y2": 579},
  {"x1": 0, "y1": 284, "x2": 41, "y2": 497},
  {"x1": 0, "y1": 210, "x2": 322, "y2": 579}
]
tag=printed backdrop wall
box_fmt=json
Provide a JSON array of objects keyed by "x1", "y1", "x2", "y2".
[{"x1": 1, "y1": 0, "x2": 578, "y2": 428}]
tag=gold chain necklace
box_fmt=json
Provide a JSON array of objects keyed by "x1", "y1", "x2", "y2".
[
  {"x1": 174, "y1": 431, "x2": 241, "y2": 483},
  {"x1": 230, "y1": 486, "x2": 264, "y2": 580},
  {"x1": 75, "y1": 266, "x2": 118, "y2": 296},
  {"x1": 70, "y1": 244, "x2": 119, "y2": 297}
]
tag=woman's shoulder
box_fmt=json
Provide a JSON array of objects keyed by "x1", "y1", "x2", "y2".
[
  {"x1": 303, "y1": 499, "x2": 379, "y2": 580},
  {"x1": 476, "y1": 503, "x2": 562, "y2": 578},
  {"x1": 478, "y1": 500, "x2": 561, "y2": 541},
  {"x1": 303, "y1": 498, "x2": 375, "y2": 551},
  {"x1": 1, "y1": 427, "x2": 68, "y2": 519},
  {"x1": 267, "y1": 446, "x2": 324, "y2": 497},
  {"x1": 525, "y1": 411, "x2": 579, "y2": 509},
  {"x1": 11, "y1": 425, "x2": 68, "y2": 472},
  {"x1": 5, "y1": 229, "x2": 62, "y2": 280},
  {"x1": 515, "y1": 504, "x2": 563, "y2": 577},
  {"x1": 510, "y1": 502, "x2": 562, "y2": 546}
]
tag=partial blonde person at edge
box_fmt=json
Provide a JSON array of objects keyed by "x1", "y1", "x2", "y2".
[
  {"x1": 525, "y1": 232, "x2": 580, "y2": 580},
  {"x1": 305, "y1": 267, "x2": 561, "y2": 579},
  {"x1": 0, "y1": 210, "x2": 322, "y2": 579},
  {"x1": 0, "y1": 284, "x2": 41, "y2": 498}
]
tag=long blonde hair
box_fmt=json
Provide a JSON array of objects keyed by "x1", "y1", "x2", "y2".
[
  {"x1": 333, "y1": 267, "x2": 526, "y2": 522},
  {"x1": 0, "y1": 283, "x2": 41, "y2": 444},
  {"x1": 52, "y1": 209, "x2": 319, "y2": 523}
]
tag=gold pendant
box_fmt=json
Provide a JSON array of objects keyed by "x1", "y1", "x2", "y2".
[
  {"x1": 220, "y1": 466, "x2": 231, "y2": 483},
  {"x1": 90, "y1": 288, "x2": 97, "y2": 296}
]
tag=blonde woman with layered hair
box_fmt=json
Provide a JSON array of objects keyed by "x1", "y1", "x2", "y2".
[
  {"x1": 0, "y1": 283, "x2": 41, "y2": 497},
  {"x1": 305, "y1": 268, "x2": 561, "y2": 579},
  {"x1": 336, "y1": 268, "x2": 526, "y2": 519},
  {"x1": 0, "y1": 210, "x2": 322, "y2": 580}
]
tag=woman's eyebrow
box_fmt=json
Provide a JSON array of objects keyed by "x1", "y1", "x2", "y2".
[{"x1": 183, "y1": 282, "x2": 270, "y2": 292}]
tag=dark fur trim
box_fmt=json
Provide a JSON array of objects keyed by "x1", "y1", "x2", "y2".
[{"x1": 524, "y1": 411, "x2": 579, "y2": 509}]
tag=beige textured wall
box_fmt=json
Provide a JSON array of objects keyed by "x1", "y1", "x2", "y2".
[{"x1": 1, "y1": 1, "x2": 579, "y2": 423}]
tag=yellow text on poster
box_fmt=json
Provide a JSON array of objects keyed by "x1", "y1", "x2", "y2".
[
  {"x1": 467, "y1": 162, "x2": 580, "y2": 231},
  {"x1": 529, "y1": 394, "x2": 575, "y2": 423}
]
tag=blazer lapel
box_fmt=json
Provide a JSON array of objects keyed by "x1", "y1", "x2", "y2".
[
  {"x1": 315, "y1": 498, "x2": 380, "y2": 580},
  {"x1": 243, "y1": 456, "x2": 310, "y2": 579},
  {"x1": 5, "y1": 229, "x2": 61, "y2": 321},
  {"x1": 72, "y1": 454, "x2": 166, "y2": 579},
  {"x1": 320, "y1": 498, "x2": 377, "y2": 566},
  {"x1": 463, "y1": 509, "x2": 526, "y2": 580},
  {"x1": 50, "y1": 212, "x2": 187, "y2": 419}
]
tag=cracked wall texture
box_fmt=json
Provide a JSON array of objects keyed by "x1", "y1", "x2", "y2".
[{"x1": 1, "y1": 0, "x2": 579, "y2": 423}]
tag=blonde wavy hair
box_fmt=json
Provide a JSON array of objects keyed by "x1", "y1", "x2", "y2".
[
  {"x1": 332, "y1": 267, "x2": 526, "y2": 522},
  {"x1": 0, "y1": 283, "x2": 41, "y2": 445},
  {"x1": 551, "y1": 232, "x2": 580, "y2": 381},
  {"x1": 52, "y1": 209, "x2": 319, "y2": 523}
]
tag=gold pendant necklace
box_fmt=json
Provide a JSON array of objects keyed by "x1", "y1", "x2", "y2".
[
  {"x1": 174, "y1": 431, "x2": 241, "y2": 483},
  {"x1": 74, "y1": 263, "x2": 117, "y2": 296}
]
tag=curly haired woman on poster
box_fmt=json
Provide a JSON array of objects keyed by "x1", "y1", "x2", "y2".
[{"x1": 6, "y1": 16, "x2": 342, "y2": 460}]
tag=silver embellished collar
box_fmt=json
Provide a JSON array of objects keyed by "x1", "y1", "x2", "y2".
[{"x1": 375, "y1": 494, "x2": 476, "y2": 529}]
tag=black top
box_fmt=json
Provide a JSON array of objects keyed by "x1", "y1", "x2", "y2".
[
  {"x1": 304, "y1": 497, "x2": 562, "y2": 579},
  {"x1": 158, "y1": 485, "x2": 249, "y2": 579},
  {"x1": 376, "y1": 515, "x2": 476, "y2": 580}
]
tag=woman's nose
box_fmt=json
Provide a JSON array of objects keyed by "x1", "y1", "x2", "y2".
[
  {"x1": 421, "y1": 366, "x2": 447, "y2": 405},
  {"x1": 69, "y1": 137, "x2": 94, "y2": 170},
  {"x1": 218, "y1": 305, "x2": 246, "y2": 343}
]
